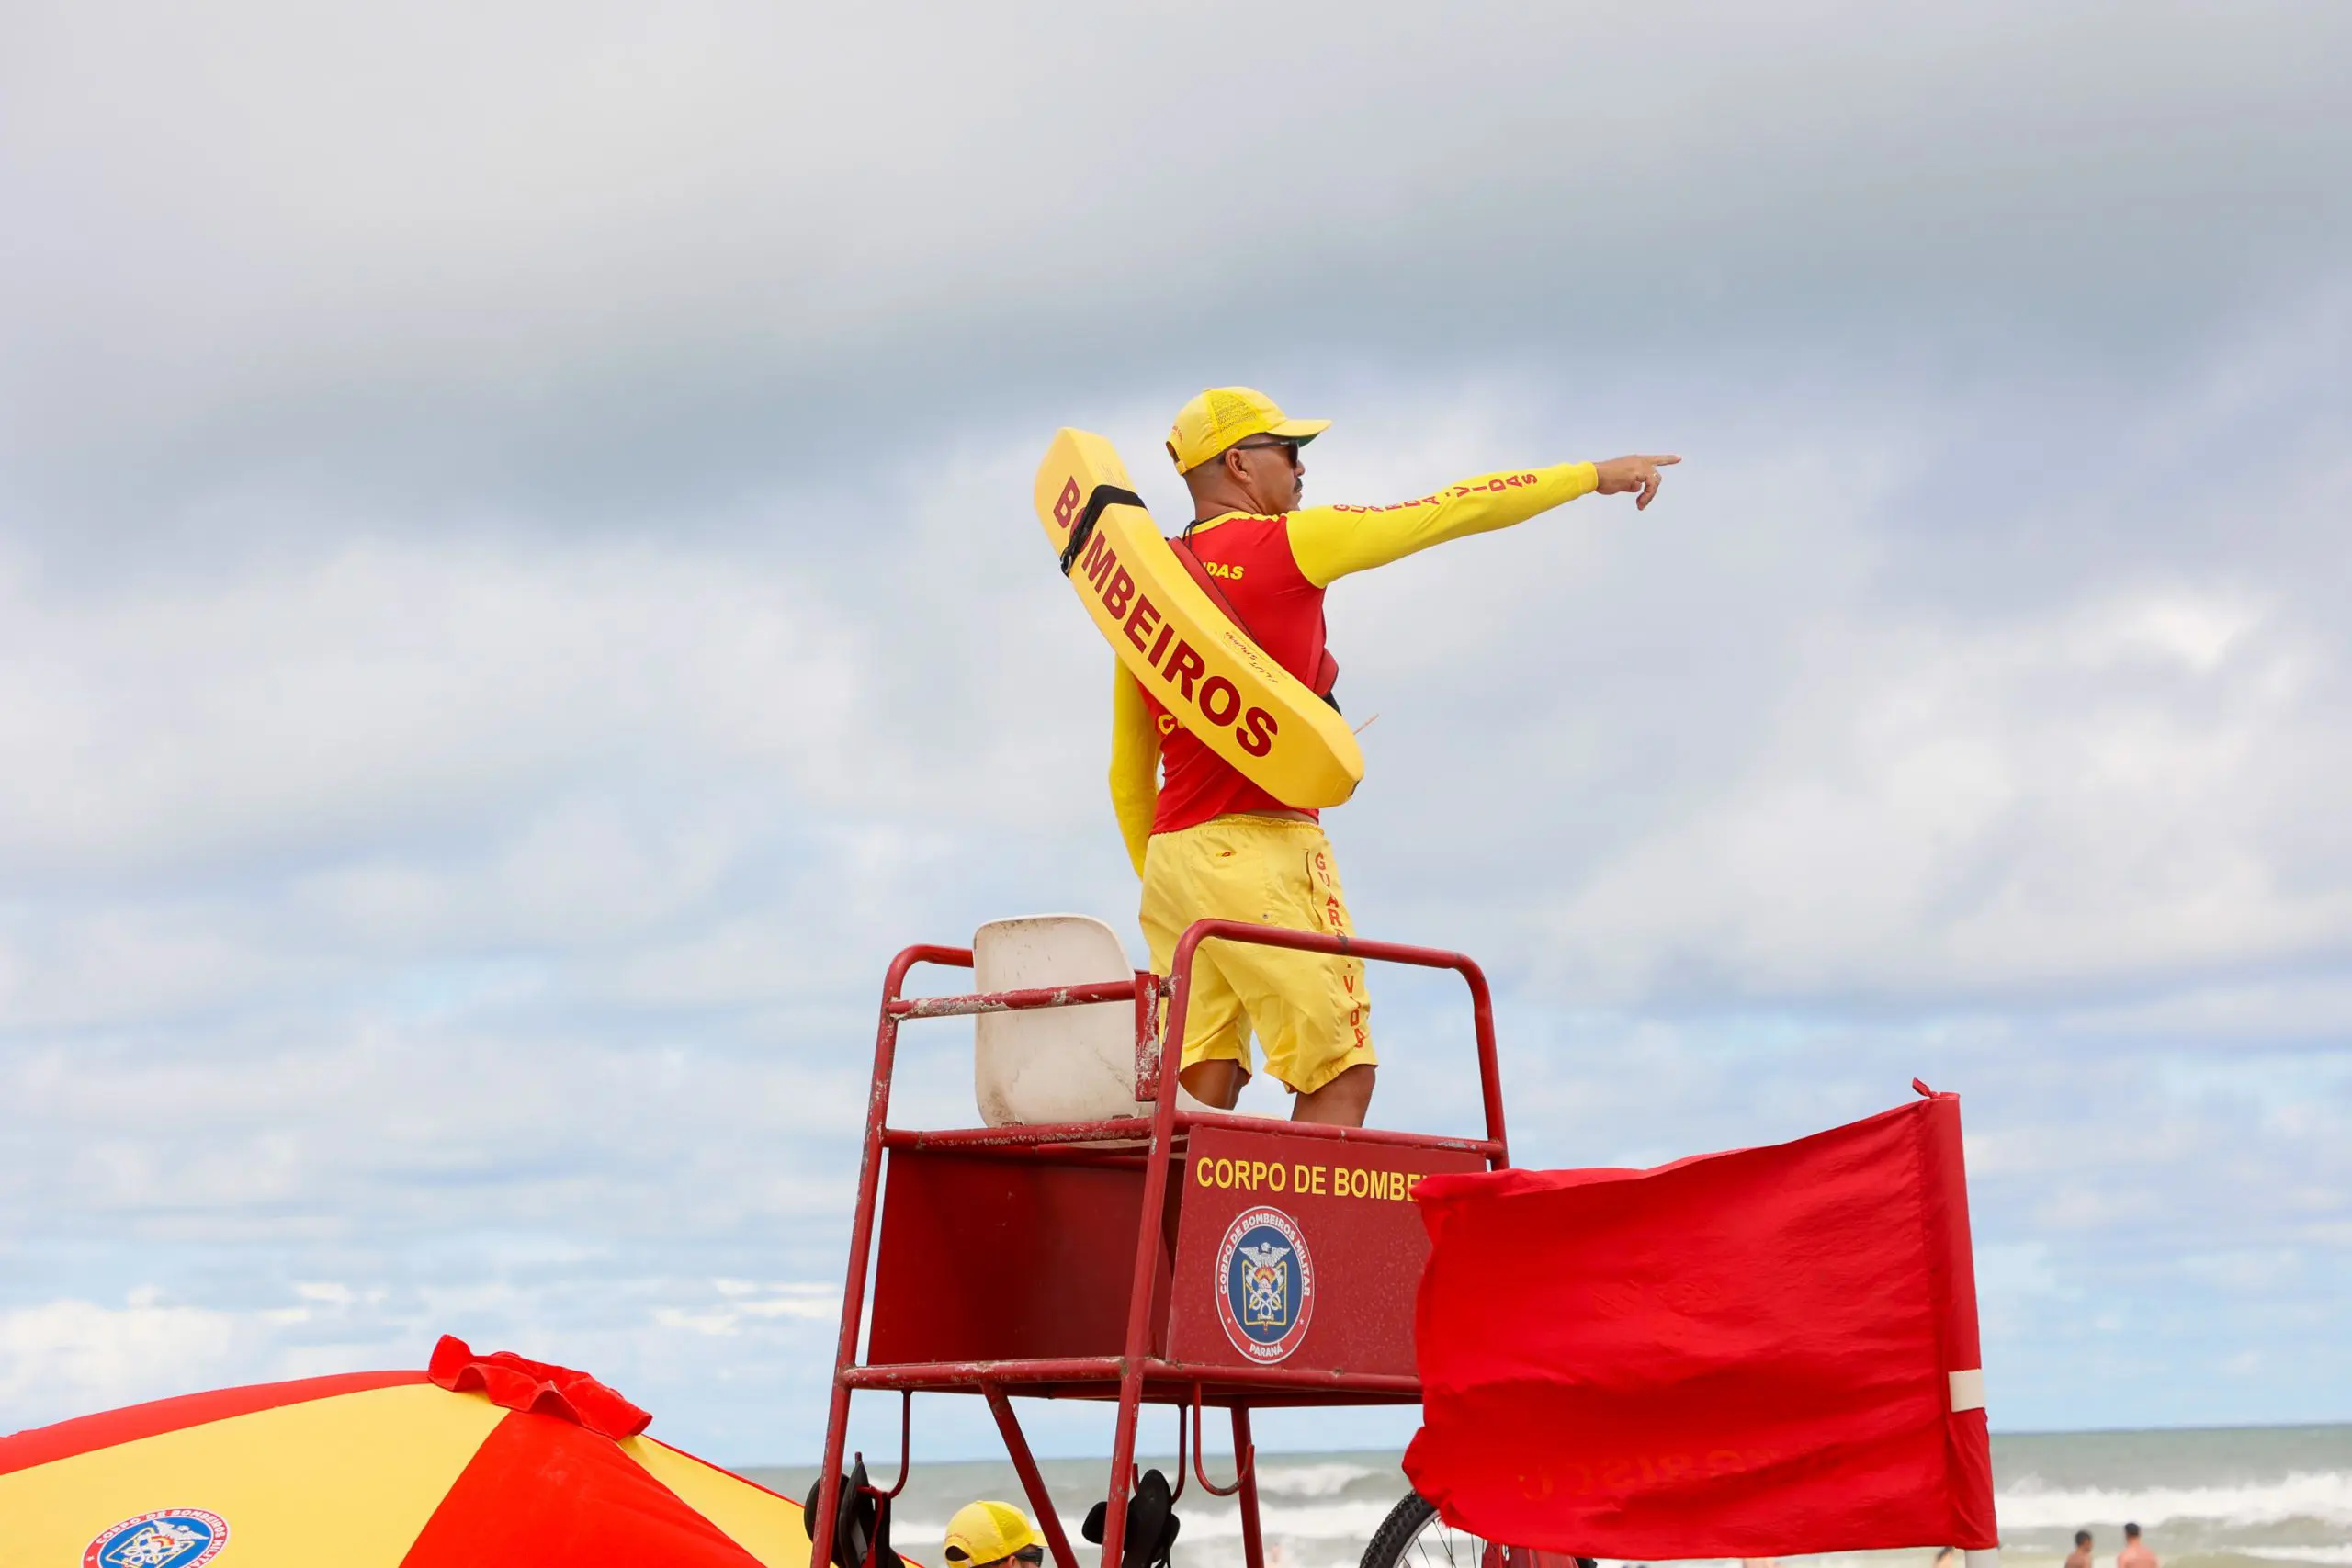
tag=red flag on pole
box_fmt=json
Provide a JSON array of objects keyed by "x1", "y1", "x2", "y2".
[{"x1": 1403, "y1": 1088, "x2": 1996, "y2": 1559}]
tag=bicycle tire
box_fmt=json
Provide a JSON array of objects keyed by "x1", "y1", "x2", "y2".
[
  {"x1": 1358, "y1": 1490, "x2": 1596, "y2": 1568},
  {"x1": 1359, "y1": 1491, "x2": 1443, "y2": 1568}
]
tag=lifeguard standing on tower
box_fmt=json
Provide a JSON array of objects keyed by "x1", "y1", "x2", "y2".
[{"x1": 1110, "y1": 387, "x2": 1677, "y2": 1127}]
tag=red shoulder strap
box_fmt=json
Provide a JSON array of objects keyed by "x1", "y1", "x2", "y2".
[{"x1": 1169, "y1": 531, "x2": 1340, "y2": 700}]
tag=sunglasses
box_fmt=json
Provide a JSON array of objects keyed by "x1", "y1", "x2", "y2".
[
  {"x1": 947, "y1": 1548, "x2": 1045, "y2": 1566},
  {"x1": 1228, "y1": 437, "x2": 1302, "y2": 467}
]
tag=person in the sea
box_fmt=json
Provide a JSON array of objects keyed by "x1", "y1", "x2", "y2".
[
  {"x1": 2067, "y1": 1530, "x2": 2096, "y2": 1568},
  {"x1": 1111, "y1": 386, "x2": 1678, "y2": 1128},
  {"x1": 2119, "y1": 1523, "x2": 2158, "y2": 1568},
  {"x1": 943, "y1": 1501, "x2": 1046, "y2": 1568}
]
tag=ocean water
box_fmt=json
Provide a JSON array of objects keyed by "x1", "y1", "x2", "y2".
[{"x1": 746, "y1": 1425, "x2": 2352, "y2": 1568}]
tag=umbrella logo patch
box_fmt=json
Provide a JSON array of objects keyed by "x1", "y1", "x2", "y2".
[
  {"x1": 1215, "y1": 1205, "x2": 1315, "y2": 1362},
  {"x1": 83, "y1": 1509, "x2": 228, "y2": 1568}
]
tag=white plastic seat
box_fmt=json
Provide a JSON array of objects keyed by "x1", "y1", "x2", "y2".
[{"x1": 973, "y1": 915, "x2": 1209, "y2": 1126}]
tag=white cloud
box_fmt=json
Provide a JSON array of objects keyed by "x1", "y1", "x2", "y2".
[
  {"x1": 1528, "y1": 578, "x2": 2342, "y2": 999},
  {"x1": 0, "y1": 536, "x2": 868, "y2": 881},
  {"x1": 1, "y1": 1295, "x2": 254, "y2": 1419},
  {"x1": 654, "y1": 1280, "x2": 839, "y2": 1337}
]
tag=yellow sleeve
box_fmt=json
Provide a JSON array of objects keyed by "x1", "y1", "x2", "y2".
[
  {"x1": 1285, "y1": 461, "x2": 1600, "y2": 586},
  {"x1": 1109, "y1": 664, "x2": 1161, "y2": 876}
]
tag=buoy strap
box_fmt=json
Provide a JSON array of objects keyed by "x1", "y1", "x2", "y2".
[{"x1": 1057, "y1": 483, "x2": 1146, "y2": 576}]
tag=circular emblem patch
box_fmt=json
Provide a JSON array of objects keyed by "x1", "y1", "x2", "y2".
[
  {"x1": 1215, "y1": 1205, "x2": 1315, "y2": 1363},
  {"x1": 83, "y1": 1509, "x2": 228, "y2": 1568}
]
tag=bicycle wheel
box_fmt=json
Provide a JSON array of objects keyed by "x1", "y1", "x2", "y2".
[{"x1": 1358, "y1": 1491, "x2": 1596, "y2": 1568}]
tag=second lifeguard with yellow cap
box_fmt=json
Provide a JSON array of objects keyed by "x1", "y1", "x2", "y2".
[
  {"x1": 944, "y1": 1501, "x2": 1046, "y2": 1568},
  {"x1": 1116, "y1": 387, "x2": 1678, "y2": 1127}
]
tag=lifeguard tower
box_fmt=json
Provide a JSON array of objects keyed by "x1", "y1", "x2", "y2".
[{"x1": 807, "y1": 916, "x2": 1513, "y2": 1568}]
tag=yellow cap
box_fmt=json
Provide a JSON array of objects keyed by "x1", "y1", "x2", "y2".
[
  {"x1": 944, "y1": 1501, "x2": 1042, "y2": 1567},
  {"x1": 1165, "y1": 387, "x2": 1331, "y2": 473}
]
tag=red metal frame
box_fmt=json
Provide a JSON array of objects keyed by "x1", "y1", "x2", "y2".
[{"x1": 810, "y1": 919, "x2": 1510, "y2": 1568}]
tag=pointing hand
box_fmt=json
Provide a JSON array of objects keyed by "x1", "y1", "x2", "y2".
[{"x1": 1593, "y1": 454, "x2": 1681, "y2": 511}]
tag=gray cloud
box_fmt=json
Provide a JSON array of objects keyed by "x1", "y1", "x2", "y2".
[{"x1": 5, "y1": 3, "x2": 2347, "y2": 536}]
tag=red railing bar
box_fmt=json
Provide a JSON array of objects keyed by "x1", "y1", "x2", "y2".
[
  {"x1": 879, "y1": 1114, "x2": 1497, "y2": 1156},
  {"x1": 1101, "y1": 936, "x2": 1199, "y2": 1568},
  {"x1": 866, "y1": 927, "x2": 1507, "y2": 1163},
  {"x1": 811, "y1": 943, "x2": 973, "y2": 1568},
  {"x1": 874, "y1": 1141, "x2": 1152, "y2": 1171},
  {"x1": 1165, "y1": 919, "x2": 1510, "y2": 1167},
  {"x1": 1179, "y1": 923, "x2": 1490, "y2": 971},
  {"x1": 1167, "y1": 1397, "x2": 1190, "y2": 1504},
  {"x1": 844, "y1": 1358, "x2": 1421, "y2": 1394},
  {"x1": 888, "y1": 977, "x2": 1141, "y2": 1019},
  {"x1": 1190, "y1": 1387, "x2": 1248, "y2": 1498},
  {"x1": 986, "y1": 1383, "x2": 1080, "y2": 1568},
  {"x1": 845, "y1": 1357, "x2": 1120, "y2": 1386},
  {"x1": 884, "y1": 945, "x2": 973, "y2": 978},
  {"x1": 871, "y1": 1390, "x2": 912, "y2": 1498},
  {"x1": 1174, "y1": 1112, "x2": 1500, "y2": 1156},
  {"x1": 1134, "y1": 973, "x2": 1165, "y2": 1100},
  {"x1": 1232, "y1": 1405, "x2": 1267, "y2": 1568},
  {"x1": 883, "y1": 1118, "x2": 1158, "y2": 1150}
]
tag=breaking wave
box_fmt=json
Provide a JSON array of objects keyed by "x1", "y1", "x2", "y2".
[{"x1": 1995, "y1": 1472, "x2": 2352, "y2": 1530}]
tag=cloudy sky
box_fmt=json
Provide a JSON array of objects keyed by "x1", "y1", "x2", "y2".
[{"x1": 4, "y1": 1, "x2": 2348, "y2": 1466}]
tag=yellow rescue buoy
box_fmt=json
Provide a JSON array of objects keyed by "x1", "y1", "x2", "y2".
[{"x1": 1033, "y1": 428, "x2": 1363, "y2": 808}]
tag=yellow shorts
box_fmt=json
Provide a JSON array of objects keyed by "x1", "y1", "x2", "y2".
[{"x1": 1139, "y1": 814, "x2": 1374, "y2": 1096}]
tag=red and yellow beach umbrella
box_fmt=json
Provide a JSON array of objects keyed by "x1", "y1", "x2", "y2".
[{"x1": 0, "y1": 1337, "x2": 817, "y2": 1568}]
